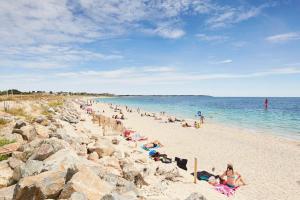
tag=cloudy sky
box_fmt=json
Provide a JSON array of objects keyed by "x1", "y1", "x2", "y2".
[{"x1": 0, "y1": 0, "x2": 300, "y2": 96}]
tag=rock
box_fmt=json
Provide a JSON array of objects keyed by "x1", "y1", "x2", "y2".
[
  {"x1": 121, "y1": 161, "x2": 148, "y2": 187},
  {"x1": 12, "y1": 151, "x2": 26, "y2": 162},
  {"x1": 88, "y1": 152, "x2": 99, "y2": 161},
  {"x1": 48, "y1": 107, "x2": 55, "y2": 113},
  {"x1": 8, "y1": 157, "x2": 24, "y2": 169},
  {"x1": 13, "y1": 160, "x2": 43, "y2": 181},
  {"x1": 88, "y1": 140, "x2": 115, "y2": 158},
  {"x1": 59, "y1": 167, "x2": 112, "y2": 199},
  {"x1": 1, "y1": 133, "x2": 23, "y2": 143},
  {"x1": 41, "y1": 120, "x2": 50, "y2": 126},
  {"x1": 98, "y1": 156, "x2": 120, "y2": 168},
  {"x1": 155, "y1": 165, "x2": 182, "y2": 182},
  {"x1": 101, "y1": 174, "x2": 137, "y2": 194},
  {"x1": 35, "y1": 116, "x2": 46, "y2": 124},
  {"x1": 19, "y1": 125, "x2": 37, "y2": 141},
  {"x1": 72, "y1": 143, "x2": 87, "y2": 157},
  {"x1": 0, "y1": 161, "x2": 14, "y2": 188},
  {"x1": 35, "y1": 124, "x2": 50, "y2": 138},
  {"x1": 14, "y1": 120, "x2": 26, "y2": 129},
  {"x1": 13, "y1": 170, "x2": 66, "y2": 200},
  {"x1": 69, "y1": 192, "x2": 87, "y2": 200},
  {"x1": 43, "y1": 149, "x2": 80, "y2": 172},
  {"x1": 0, "y1": 184, "x2": 16, "y2": 200},
  {"x1": 12, "y1": 129, "x2": 23, "y2": 134},
  {"x1": 30, "y1": 143, "x2": 54, "y2": 161},
  {"x1": 101, "y1": 193, "x2": 137, "y2": 200},
  {"x1": 42, "y1": 137, "x2": 70, "y2": 153},
  {"x1": 185, "y1": 192, "x2": 207, "y2": 200},
  {"x1": 60, "y1": 108, "x2": 80, "y2": 124}
]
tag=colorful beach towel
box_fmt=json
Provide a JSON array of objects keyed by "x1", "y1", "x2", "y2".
[
  {"x1": 128, "y1": 133, "x2": 148, "y2": 142},
  {"x1": 214, "y1": 184, "x2": 238, "y2": 197},
  {"x1": 141, "y1": 144, "x2": 160, "y2": 151}
]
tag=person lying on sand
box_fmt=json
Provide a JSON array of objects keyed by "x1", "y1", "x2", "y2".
[
  {"x1": 154, "y1": 116, "x2": 162, "y2": 120},
  {"x1": 168, "y1": 117, "x2": 175, "y2": 123},
  {"x1": 182, "y1": 122, "x2": 192, "y2": 127},
  {"x1": 144, "y1": 140, "x2": 163, "y2": 148},
  {"x1": 220, "y1": 164, "x2": 246, "y2": 188}
]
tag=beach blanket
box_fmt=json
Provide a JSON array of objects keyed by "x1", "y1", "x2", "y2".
[
  {"x1": 141, "y1": 144, "x2": 160, "y2": 151},
  {"x1": 214, "y1": 184, "x2": 238, "y2": 197},
  {"x1": 127, "y1": 133, "x2": 148, "y2": 142}
]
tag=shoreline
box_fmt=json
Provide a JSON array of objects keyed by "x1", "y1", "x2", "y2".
[
  {"x1": 95, "y1": 97, "x2": 300, "y2": 142},
  {"x1": 88, "y1": 98, "x2": 300, "y2": 200}
]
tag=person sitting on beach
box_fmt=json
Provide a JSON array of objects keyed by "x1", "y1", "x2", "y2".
[
  {"x1": 194, "y1": 121, "x2": 200, "y2": 128},
  {"x1": 144, "y1": 140, "x2": 163, "y2": 149},
  {"x1": 120, "y1": 114, "x2": 125, "y2": 120},
  {"x1": 220, "y1": 164, "x2": 246, "y2": 188}
]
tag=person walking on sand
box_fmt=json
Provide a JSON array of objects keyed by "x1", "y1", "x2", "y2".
[{"x1": 264, "y1": 98, "x2": 269, "y2": 109}]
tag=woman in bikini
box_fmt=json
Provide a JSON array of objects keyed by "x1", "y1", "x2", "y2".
[{"x1": 220, "y1": 164, "x2": 246, "y2": 188}]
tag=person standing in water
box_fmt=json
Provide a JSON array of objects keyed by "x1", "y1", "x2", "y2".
[{"x1": 264, "y1": 98, "x2": 269, "y2": 109}]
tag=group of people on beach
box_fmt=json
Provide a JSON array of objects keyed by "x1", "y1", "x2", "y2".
[{"x1": 99, "y1": 101, "x2": 246, "y2": 193}]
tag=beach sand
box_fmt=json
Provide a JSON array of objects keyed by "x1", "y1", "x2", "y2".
[{"x1": 90, "y1": 100, "x2": 300, "y2": 200}]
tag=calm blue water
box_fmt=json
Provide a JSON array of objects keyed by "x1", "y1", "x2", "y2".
[{"x1": 98, "y1": 96, "x2": 300, "y2": 140}]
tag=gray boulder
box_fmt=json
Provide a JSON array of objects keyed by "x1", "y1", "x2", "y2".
[
  {"x1": 0, "y1": 161, "x2": 14, "y2": 188},
  {"x1": 59, "y1": 167, "x2": 112, "y2": 199},
  {"x1": 13, "y1": 170, "x2": 66, "y2": 200},
  {"x1": 0, "y1": 184, "x2": 16, "y2": 200},
  {"x1": 43, "y1": 149, "x2": 80, "y2": 172},
  {"x1": 88, "y1": 140, "x2": 115, "y2": 158},
  {"x1": 155, "y1": 165, "x2": 182, "y2": 182},
  {"x1": 69, "y1": 192, "x2": 87, "y2": 200},
  {"x1": 19, "y1": 125, "x2": 37, "y2": 141},
  {"x1": 35, "y1": 116, "x2": 46, "y2": 124},
  {"x1": 185, "y1": 192, "x2": 207, "y2": 200},
  {"x1": 14, "y1": 120, "x2": 26, "y2": 129},
  {"x1": 13, "y1": 160, "x2": 43, "y2": 181},
  {"x1": 8, "y1": 157, "x2": 24, "y2": 169},
  {"x1": 30, "y1": 143, "x2": 54, "y2": 161}
]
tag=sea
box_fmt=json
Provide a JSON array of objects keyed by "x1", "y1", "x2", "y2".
[{"x1": 97, "y1": 96, "x2": 300, "y2": 140}]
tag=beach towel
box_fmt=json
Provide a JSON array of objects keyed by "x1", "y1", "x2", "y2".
[
  {"x1": 127, "y1": 133, "x2": 148, "y2": 142},
  {"x1": 141, "y1": 144, "x2": 160, "y2": 151},
  {"x1": 214, "y1": 184, "x2": 238, "y2": 197}
]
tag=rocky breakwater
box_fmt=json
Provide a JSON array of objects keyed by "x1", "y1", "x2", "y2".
[{"x1": 0, "y1": 99, "x2": 206, "y2": 200}]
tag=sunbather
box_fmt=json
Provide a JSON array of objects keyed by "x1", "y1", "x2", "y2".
[
  {"x1": 182, "y1": 122, "x2": 192, "y2": 127},
  {"x1": 220, "y1": 164, "x2": 246, "y2": 188},
  {"x1": 144, "y1": 140, "x2": 163, "y2": 148}
]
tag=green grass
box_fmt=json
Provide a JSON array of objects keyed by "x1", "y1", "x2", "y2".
[
  {"x1": 4, "y1": 107, "x2": 34, "y2": 123},
  {"x1": 5, "y1": 107, "x2": 27, "y2": 117},
  {"x1": 0, "y1": 138, "x2": 16, "y2": 161},
  {"x1": 48, "y1": 100, "x2": 63, "y2": 107},
  {"x1": 0, "y1": 138, "x2": 15, "y2": 147},
  {"x1": 0, "y1": 154, "x2": 10, "y2": 161}
]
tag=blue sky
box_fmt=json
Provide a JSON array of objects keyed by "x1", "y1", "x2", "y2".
[{"x1": 0, "y1": 0, "x2": 300, "y2": 96}]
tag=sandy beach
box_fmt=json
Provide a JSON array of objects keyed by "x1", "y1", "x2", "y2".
[{"x1": 91, "y1": 100, "x2": 300, "y2": 200}]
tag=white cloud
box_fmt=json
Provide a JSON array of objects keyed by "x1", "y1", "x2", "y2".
[
  {"x1": 205, "y1": 3, "x2": 272, "y2": 28},
  {"x1": 54, "y1": 66, "x2": 300, "y2": 83},
  {"x1": 143, "y1": 66, "x2": 176, "y2": 73},
  {"x1": 266, "y1": 32, "x2": 300, "y2": 43},
  {"x1": 0, "y1": 1, "x2": 278, "y2": 71},
  {"x1": 210, "y1": 59, "x2": 233, "y2": 64},
  {"x1": 196, "y1": 33, "x2": 228, "y2": 42},
  {"x1": 0, "y1": 45, "x2": 122, "y2": 69}
]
